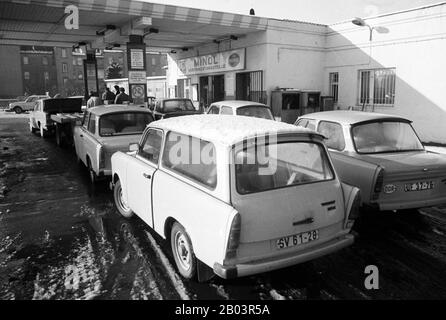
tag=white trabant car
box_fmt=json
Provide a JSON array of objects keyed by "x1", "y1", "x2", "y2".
[
  {"x1": 73, "y1": 105, "x2": 154, "y2": 183},
  {"x1": 206, "y1": 100, "x2": 274, "y2": 120},
  {"x1": 111, "y1": 115, "x2": 359, "y2": 280}
]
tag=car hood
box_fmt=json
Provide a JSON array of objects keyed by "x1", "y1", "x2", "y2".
[{"x1": 356, "y1": 150, "x2": 446, "y2": 173}]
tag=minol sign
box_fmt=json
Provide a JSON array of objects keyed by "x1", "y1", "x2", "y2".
[{"x1": 178, "y1": 49, "x2": 245, "y2": 75}]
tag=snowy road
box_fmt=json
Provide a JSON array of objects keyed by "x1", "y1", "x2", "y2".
[{"x1": 1, "y1": 118, "x2": 446, "y2": 300}]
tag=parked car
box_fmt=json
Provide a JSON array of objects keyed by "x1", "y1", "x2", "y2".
[
  {"x1": 149, "y1": 98, "x2": 200, "y2": 120},
  {"x1": 295, "y1": 111, "x2": 446, "y2": 211},
  {"x1": 29, "y1": 97, "x2": 83, "y2": 137},
  {"x1": 73, "y1": 105, "x2": 154, "y2": 183},
  {"x1": 206, "y1": 100, "x2": 274, "y2": 120},
  {"x1": 111, "y1": 115, "x2": 359, "y2": 280},
  {"x1": 7, "y1": 94, "x2": 49, "y2": 113}
]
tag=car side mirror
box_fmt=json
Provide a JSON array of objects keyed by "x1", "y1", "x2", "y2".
[{"x1": 129, "y1": 143, "x2": 139, "y2": 152}]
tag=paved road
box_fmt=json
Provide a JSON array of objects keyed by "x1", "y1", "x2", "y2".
[{"x1": 1, "y1": 118, "x2": 446, "y2": 300}]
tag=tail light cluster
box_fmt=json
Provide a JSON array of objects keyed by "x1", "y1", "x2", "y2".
[
  {"x1": 371, "y1": 167, "x2": 384, "y2": 201},
  {"x1": 225, "y1": 213, "x2": 241, "y2": 262}
]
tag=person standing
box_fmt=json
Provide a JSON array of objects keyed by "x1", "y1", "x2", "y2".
[
  {"x1": 87, "y1": 91, "x2": 102, "y2": 108},
  {"x1": 113, "y1": 85, "x2": 120, "y2": 97},
  {"x1": 102, "y1": 87, "x2": 115, "y2": 105},
  {"x1": 114, "y1": 87, "x2": 131, "y2": 104}
]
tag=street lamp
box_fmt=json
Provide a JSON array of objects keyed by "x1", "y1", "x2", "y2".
[{"x1": 352, "y1": 17, "x2": 389, "y2": 41}]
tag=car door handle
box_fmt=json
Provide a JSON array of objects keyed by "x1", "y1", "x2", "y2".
[
  {"x1": 143, "y1": 173, "x2": 151, "y2": 179},
  {"x1": 80, "y1": 134, "x2": 83, "y2": 137}
]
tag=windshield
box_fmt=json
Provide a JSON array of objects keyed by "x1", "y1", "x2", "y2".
[
  {"x1": 235, "y1": 142, "x2": 334, "y2": 194},
  {"x1": 236, "y1": 106, "x2": 274, "y2": 120},
  {"x1": 352, "y1": 121, "x2": 424, "y2": 154},
  {"x1": 161, "y1": 99, "x2": 195, "y2": 113},
  {"x1": 99, "y1": 112, "x2": 153, "y2": 136}
]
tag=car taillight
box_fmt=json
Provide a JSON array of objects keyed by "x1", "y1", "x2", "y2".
[
  {"x1": 372, "y1": 167, "x2": 384, "y2": 200},
  {"x1": 99, "y1": 146, "x2": 105, "y2": 170},
  {"x1": 225, "y1": 213, "x2": 241, "y2": 262}
]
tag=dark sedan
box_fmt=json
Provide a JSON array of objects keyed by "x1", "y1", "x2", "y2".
[{"x1": 150, "y1": 98, "x2": 201, "y2": 120}]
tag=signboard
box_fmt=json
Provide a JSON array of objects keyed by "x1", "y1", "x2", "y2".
[
  {"x1": 178, "y1": 49, "x2": 245, "y2": 76},
  {"x1": 127, "y1": 41, "x2": 147, "y2": 104},
  {"x1": 128, "y1": 71, "x2": 147, "y2": 84},
  {"x1": 129, "y1": 48, "x2": 144, "y2": 69}
]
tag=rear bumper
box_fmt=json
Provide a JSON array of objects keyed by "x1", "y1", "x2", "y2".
[
  {"x1": 375, "y1": 195, "x2": 446, "y2": 211},
  {"x1": 213, "y1": 233, "x2": 354, "y2": 279}
]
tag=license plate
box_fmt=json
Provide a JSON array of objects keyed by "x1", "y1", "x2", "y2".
[
  {"x1": 404, "y1": 181, "x2": 434, "y2": 192},
  {"x1": 276, "y1": 230, "x2": 319, "y2": 250}
]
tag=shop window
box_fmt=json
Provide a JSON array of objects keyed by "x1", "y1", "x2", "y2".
[
  {"x1": 358, "y1": 68, "x2": 395, "y2": 106},
  {"x1": 329, "y1": 72, "x2": 339, "y2": 103}
]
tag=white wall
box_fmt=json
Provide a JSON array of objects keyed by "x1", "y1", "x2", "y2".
[{"x1": 326, "y1": 4, "x2": 446, "y2": 143}]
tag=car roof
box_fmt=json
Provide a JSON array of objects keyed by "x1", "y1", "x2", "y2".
[
  {"x1": 300, "y1": 110, "x2": 411, "y2": 125},
  {"x1": 210, "y1": 100, "x2": 268, "y2": 109},
  {"x1": 87, "y1": 105, "x2": 151, "y2": 116},
  {"x1": 150, "y1": 114, "x2": 319, "y2": 146}
]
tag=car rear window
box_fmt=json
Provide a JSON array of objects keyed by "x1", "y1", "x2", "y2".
[
  {"x1": 161, "y1": 99, "x2": 195, "y2": 113},
  {"x1": 235, "y1": 141, "x2": 334, "y2": 194},
  {"x1": 162, "y1": 132, "x2": 217, "y2": 188},
  {"x1": 236, "y1": 106, "x2": 273, "y2": 120},
  {"x1": 99, "y1": 112, "x2": 153, "y2": 136},
  {"x1": 352, "y1": 121, "x2": 424, "y2": 154}
]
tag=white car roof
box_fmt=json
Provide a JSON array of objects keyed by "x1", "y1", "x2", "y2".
[
  {"x1": 150, "y1": 114, "x2": 318, "y2": 146},
  {"x1": 210, "y1": 100, "x2": 268, "y2": 109},
  {"x1": 300, "y1": 110, "x2": 411, "y2": 125}
]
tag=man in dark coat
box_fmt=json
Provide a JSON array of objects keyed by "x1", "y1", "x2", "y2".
[{"x1": 114, "y1": 87, "x2": 131, "y2": 104}]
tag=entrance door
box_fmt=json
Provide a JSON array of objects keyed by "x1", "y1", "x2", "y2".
[
  {"x1": 212, "y1": 75, "x2": 225, "y2": 102},
  {"x1": 236, "y1": 71, "x2": 265, "y2": 103},
  {"x1": 199, "y1": 76, "x2": 209, "y2": 109}
]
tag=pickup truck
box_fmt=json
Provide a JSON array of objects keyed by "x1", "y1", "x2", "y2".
[{"x1": 29, "y1": 97, "x2": 83, "y2": 138}]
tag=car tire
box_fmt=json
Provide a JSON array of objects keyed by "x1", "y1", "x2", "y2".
[
  {"x1": 13, "y1": 106, "x2": 22, "y2": 114},
  {"x1": 29, "y1": 121, "x2": 37, "y2": 134},
  {"x1": 171, "y1": 222, "x2": 197, "y2": 279},
  {"x1": 87, "y1": 159, "x2": 97, "y2": 184},
  {"x1": 113, "y1": 180, "x2": 134, "y2": 218},
  {"x1": 40, "y1": 125, "x2": 47, "y2": 138}
]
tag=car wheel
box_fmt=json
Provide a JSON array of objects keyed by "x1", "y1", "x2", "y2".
[
  {"x1": 113, "y1": 180, "x2": 134, "y2": 218},
  {"x1": 40, "y1": 125, "x2": 47, "y2": 138},
  {"x1": 13, "y1": 106, "x2": 22, "y2": 114},
  {"x1": 171, "y1": 222, "x2": 197, "y2": 279},
  {"x1": 87, "y1": 160, "x2": 97, "y2": 184},
  {"x1": 29, "y1": 121, "x2": 37, "y2": 134}
]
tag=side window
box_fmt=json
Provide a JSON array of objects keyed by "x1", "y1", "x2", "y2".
[
  {"x1": 155, "y1": 101, "x2": 161, "y2": 112},
  {"x1": 306, "y1": 120, "x2": 316, "y2": 131},
  {"x1": 162, "y1": 132, "x2": 217, "y2": 188},
  {"x1": 82, "y1": 112, "x2": 90, "y2": 129},
  {"x1": 220, "y1": 106, "x2": 233, "y2": 115},
  {"x1": 140, "y1": 129, "x2": 163, "y2": 164},
  {"x1": 88, "y1": 114, "x2": 96, "y2": 134},
  {"x1": 318, "y1": 121, "x2": 345, "y2": 151},
  {"x1": 208, "y1": 105, "x2": 219, "y2": 114}
]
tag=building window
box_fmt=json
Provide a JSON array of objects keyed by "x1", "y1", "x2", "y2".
[
  {"x1": 63, "y1": 77, "x2": 68, "y2": 85},
  {"x1": 62, "y1": 63, "x2": 68, "y2": 73},
  {"x1": 42, "y1": 56, "x2": 48, "y2": 65},
  {"x1": 44, "y1": 72, "x2": 49, "y2": 81},
  {"x1": 24, "y1": 72, "x2": 30, "y2": 80},
  {"x1": 72, "y1": 58, "x2": 77, "y2": 66},
  {"x1": 77, "y1": 57, "x2": 83, "y2": 66},
  {"x1": 152, "y1": 57, "x2": 156, "y2": 65},
  {"x1": 358, "y1": 68, "x2": 396, "y2": 106},
  {"x1": 329, "y1": 72, "x2": 339, "y2": 103},
  {"x1": 23, "y1": 56, "x2": 29, "y2": 65},
  {"x1": 61, "y1": 48, "x2": 67, "y2": 58},
  {"x1": 78, "y1": 72, "x2": 83, "y2": 80}
]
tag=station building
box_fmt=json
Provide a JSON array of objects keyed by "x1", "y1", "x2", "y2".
[{"x1": 0, "y1": 0, "x2": 445, "y2": 143}]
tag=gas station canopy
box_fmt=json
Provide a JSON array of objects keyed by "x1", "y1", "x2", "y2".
[{"x1": 0, "y1": 0, "x2": 268, "y2": 51}]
